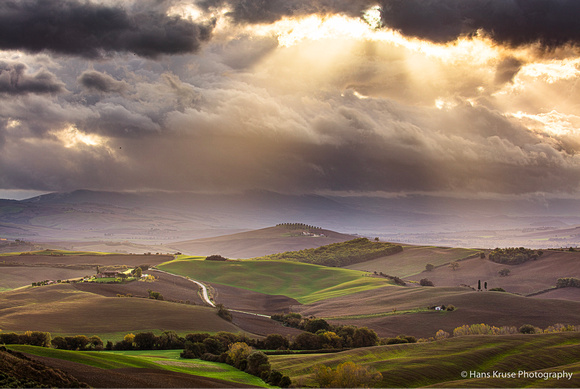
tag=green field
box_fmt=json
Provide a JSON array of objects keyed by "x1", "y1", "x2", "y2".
[
  {"x1": 157, "y1": 258, "x2": 392, "y2": 304},
  {"x1": 7, "y1": 346, "x2": 270, "y2": 387},
  {"x1": 346, "y1": 246, "x2": 479, "y2": 277},
  {"x1": 269, "y1": 332, "x2": 580, "y2": 387}
]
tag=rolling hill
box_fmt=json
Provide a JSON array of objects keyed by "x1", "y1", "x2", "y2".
[
  {"x1": 406, "y1": 249, "x2": 580, "y2": 296},
  {"x1": 269, "y1": 332, "x2": 580, "y2": 387},
  {"x1": 168, "y1": 224, "x2": 357, "y2": 258},
  {"x1": 0, "y1": 283, "x2": 242, "y2": 338},
  {"x1": 345, "y1": 245, "x2": 480, "y2": 277},
  {"x1": 156, "y1": 256, "x2": 392, "y2": 304}
]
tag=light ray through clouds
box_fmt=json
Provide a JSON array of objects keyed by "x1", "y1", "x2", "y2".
[{"x1": 0, "y1": 0, "x2": 580, "y2": 197}]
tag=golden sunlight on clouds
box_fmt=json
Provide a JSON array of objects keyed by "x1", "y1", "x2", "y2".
[
  {"x1": 53, "y1": 125, "x2": 106, "y2": 148},
  {"x1": 248, "y1": 12, "x2": 502, "y2": 67},
  {"x1": 510, "y1": 111, "x2": 580, "y2": 137},
  {"x1": 6, "y1": 119, "x2": 21, "y2": 129}
]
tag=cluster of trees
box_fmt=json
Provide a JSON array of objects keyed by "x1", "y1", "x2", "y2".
[
  {"x1": 257, "y1": 238, "x2": 403, "y2": 267},
  {"x1": 277, "y1": 223, "x2": 321, "y2": 231},
  {"x1": 270, "y1": 313, "x2": 413, "y2": 349},
  {"x1": 488, "y1": 247, "x2": 543, "y2": 265},
  {"x1": 187, "y1": 342, "x2": 291, "y2": 387},
  {"x1": 205, "y1": 255, "x2": 228, "y2": 261},
  {"x1": 313, "y1": 361, "x2": 382, "y2": 388},
  {"x1": 374, "y1": 272, "x2": 406, "y2": 286},
  {"x1": 31, "y1": 280, "x2": 60, "y2": 287},
  {"x1": 51, "y1": 335, "x2": 104, "y2": 351},
  {"x1": 556, "y1": 277, "x2": 580, "y2": 288},
  {"x1": 147, "y1": 289, "x2": 163, "y2": 300},
  {"x1": 435, "y1": 322, "x2": 580, "y2": 339},
  {"x1": 0, "y1": 332, "x2": 51, "y2": 348}
]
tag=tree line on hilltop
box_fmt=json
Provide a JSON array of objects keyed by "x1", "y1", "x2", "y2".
[
  {"x1": 255, "y1": 238, "x2": 403, "y2": 267},
  {"x1": 488, "y1": 247, "x2": 543, "y2": 265}
]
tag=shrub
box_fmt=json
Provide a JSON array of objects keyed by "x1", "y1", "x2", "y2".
[
  {"x1": 246, "y1": 351, "x2": 270, "y2": 377},
  {"x1": 498, "y1": 268, "x2": 511, "y2": 277},
  {"x1": 519, "y1": 324, "x2": 537, "y2": 334},
  {"x1": 216, "y1": 304, "x2": 233, "y2": 322},
  {"x1": 446, "y1": 304, "x2": 455, "y2": 311},
  {"x1": 305, "y1": 318, "x2": 330, "y2": 333},
  {"x1": 313, "y1": 362, "x2": 382, "y2": 388},
  {"x1": 489, "y1": 287, "x2": 506, "y2": 292},
  {"x1": 435, "y1": 330, "x2": 450, "y2": 340},
  {"x1": 227, "y1": 342, "x2": 252, "y2": 369},
  {"x1": 205, "y1": 255, "x2": 228, "y2": 261},
  {"x1": 263, "y1": 334, "x2": 289, "y2": 350},
  {"x1": 556, "y1": 277, "x2": 580, "y2": 288}
]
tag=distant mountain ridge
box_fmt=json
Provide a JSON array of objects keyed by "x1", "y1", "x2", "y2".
[{"x1": 2, "y1": 189, "x2": 580, "y2": 248}]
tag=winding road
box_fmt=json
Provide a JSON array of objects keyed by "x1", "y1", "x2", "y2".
[{"x1": 152, "y1": 268, "x2": 215, "y2": 307}]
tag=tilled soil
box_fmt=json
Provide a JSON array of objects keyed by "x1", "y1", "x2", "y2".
[
  {"x1": 209, "y1": 283, "x2": 300, "y2": 314},
  {"x1": 230, "y1": 311, "x2": 304, "y2": 338},
  {"x1": 73, "y1": 270, "x2": 206, "y2": 305},
  {"x1": 25, "y1": 354, "x2": 260, "y2": 388}
]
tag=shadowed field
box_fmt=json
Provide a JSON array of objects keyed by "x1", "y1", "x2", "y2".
[
  {"x1": 0, "y1": 266, "x2": 89, "y2": 291},
  {"x1": 298, "y1": 287, "x2": 580, "y2": 338},
  {"x1": 0, "y1": 283, "x2": 241, "y2": 336},
  {"x1": 407, "y1": 250, "x2": 580, "y2": 295},
  {"x1": 269, "y1": 332, "x2": 580, "y2": 387},
  {"x1": 345, "y1": 245, "x2": 479, "y2": 277}
]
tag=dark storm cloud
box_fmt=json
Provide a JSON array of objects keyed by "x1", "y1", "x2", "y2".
[
  {"x1": 0, "y1": 61, "x2": 64, "y2": 95},
  {"x1": 379, "y1": 0, "x2": 580, "y2": 48},
  {"x1": 78, "y1": 70, "x2": 128, "y2": 93},
  {"x1": 198, "y1": 0, "x2": 375, "y2": 24},
  {"x1": 0, "y1": 0, "x2": 214, "y2": 58}
]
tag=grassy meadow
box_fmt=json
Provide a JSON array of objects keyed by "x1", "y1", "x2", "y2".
[
  {"x1": 269, "y1": 332, "x2": 580, "y2": 387},
  {"x1": 157, "y1": 257, "x2": 393, "y2": 304},
  {"x1": 7, "y1": 345, "x2": 270, "y2": 387}
]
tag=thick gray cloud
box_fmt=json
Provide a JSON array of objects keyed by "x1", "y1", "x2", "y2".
[
  {"x1": 379, "y1": 0, "x2": 580, "y2": 48},
  {"x1": 0, "y1": 0, "x2": 214, "y2": 58},
  {"x1": 0, "y1": 61, "x2": 64, "y2": 95},
  {"x1": 1, "y1": 5, "x2": 580, "y2": 198},
  {"x1": 78, "y1": 70, "x2": 128, "y2": 93},
  {"x1": 198, "y1": 0, "x2": 374, "y2": 24}
]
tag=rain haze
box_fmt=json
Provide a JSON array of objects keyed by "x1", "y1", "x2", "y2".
[{"x1": 2, "y1": 0, "x2": 580, "y2": 247}]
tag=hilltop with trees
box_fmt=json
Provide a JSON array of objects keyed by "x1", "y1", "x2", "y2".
[{"x1": 254, "y1": 238, "x2": 403, "y2": 267}]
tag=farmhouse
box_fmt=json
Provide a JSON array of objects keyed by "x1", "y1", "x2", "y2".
[{"x1": 96, "y1": 271, "x2": 119, "y2": 278}]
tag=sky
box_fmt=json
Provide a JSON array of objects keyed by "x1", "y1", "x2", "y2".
[{"x1": 1, "y1": 0, "x2": 580, "y2": 199}]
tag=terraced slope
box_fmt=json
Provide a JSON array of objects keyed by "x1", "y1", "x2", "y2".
[
  {"x1": 7, "y1": 346, "x2": 266, "y2": 388},
  {"x1": 269, "y1": 332, "x2": 580, "y2": 387}
]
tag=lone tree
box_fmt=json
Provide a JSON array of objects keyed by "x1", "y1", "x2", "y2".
[
  {"x1": 478, "y1": 280, "x2": 481, "y2": 291},
  {"x1": 498, "y1": 268, "x2": 511, "y2": 277},
  {"x1": 450, "y1": 262, "x2": 460, "y2": 271},
  {"x1": 425, "y1": 263, "x2": 434, "y2": 272}
]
